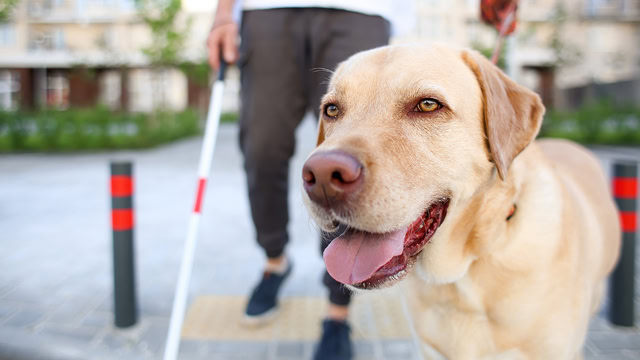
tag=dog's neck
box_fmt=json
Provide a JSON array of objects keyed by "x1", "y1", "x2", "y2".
[
  {"x1": 408, "y1": 146, "x2": 567, "y2": 358},
  {"x1": 414, "y1": 144, "x2": 566, "y2": 300}
]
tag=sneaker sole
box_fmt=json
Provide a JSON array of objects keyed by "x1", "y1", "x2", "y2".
[{"x1": 241, "y1": 306, "x2": 280, "y2": 327}]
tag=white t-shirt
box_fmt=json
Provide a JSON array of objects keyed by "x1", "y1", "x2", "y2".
[{"x1": 238, "y1": 0, "x2": 415, "y2": 36}]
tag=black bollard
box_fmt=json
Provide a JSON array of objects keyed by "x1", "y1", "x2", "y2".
[
  {"x1": 110, "y1": 162, "x2": 138, "y2": 328},
  {"x1": 609, "y1": 161, "x2": 636, "y2": 327}
]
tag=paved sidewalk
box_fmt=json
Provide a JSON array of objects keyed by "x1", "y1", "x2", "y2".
[{"x1": 0, "y1": 118, "x2": 639, "y2": 359}]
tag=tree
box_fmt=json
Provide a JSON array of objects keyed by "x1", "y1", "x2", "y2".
[
  {"x1": 137, "y1": 0, "x2": 200, "y2": 111},
  {"x1": 0, "y1": 0, "x2": 19, "y2": 23},
  {"x1": 139, "y1": 0, "x2": 190, "y2": 67},
  {"x1": 548, "y1": 3, "x2": 581, "y2": 68}
]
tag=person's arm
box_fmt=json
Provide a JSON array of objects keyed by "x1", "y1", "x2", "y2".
[{"x1": 207, "y1": 0, "x2": 239, "y2": 71}]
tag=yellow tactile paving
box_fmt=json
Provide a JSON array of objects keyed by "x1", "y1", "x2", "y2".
[{"x1": 181, "y1": 288, "x2": 414, "y2": 341}]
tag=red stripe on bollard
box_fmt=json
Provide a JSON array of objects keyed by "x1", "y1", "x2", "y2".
[
  {"x1": 193, "y1": 178, "x2": 207, "y2": 213},
  {"x1": 613, "y1": 178, "x2": 638, "y2": 199},
  {"x1": 620, "y1": 211, "x2": 637, "y2": 233},
  {"x1": 112, "y1": 209, "x2": 134, "y2": 231},
  {"x1": 111, "y1": 176, "x2": 134, "y2": 197},
  {"x1": 610, "y1": 161, "x2": 636, "y2": 327},
  {"x1": 110, "y1": 162, "x2": 137, "y2": 328}
]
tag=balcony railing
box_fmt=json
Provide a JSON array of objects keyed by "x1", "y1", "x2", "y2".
[
  {"x1": 26, "y1": 0, "x2": 137, "y2": 23},
  {"x1": 585, "y1": 0, "x2": 640, "y2": 20},
  {"x1": 27, "y1": 0, "x2": 74, "y2": 19},
  {"x1": 28, "y1": 29, "x2": 66, "y2": 51}
]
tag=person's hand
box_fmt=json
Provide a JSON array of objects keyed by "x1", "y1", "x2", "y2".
[{"x1": 207, "y1": 17, "x2": 239, "y2": 71}]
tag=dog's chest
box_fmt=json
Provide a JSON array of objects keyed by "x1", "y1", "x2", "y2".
[{"x1": 410, "y1": 277, "x2": 498, "y2": 357}]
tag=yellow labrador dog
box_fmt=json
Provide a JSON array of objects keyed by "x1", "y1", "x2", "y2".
[{"x1": 301, "y1": 44, "x2": 620, "y2": 359}]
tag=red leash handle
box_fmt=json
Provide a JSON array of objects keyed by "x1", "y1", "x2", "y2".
[
  {"x1": 481, "y1": 0, "x2": 519, "y2": 65},
  {"x1": 491, "y1": 1, "x2": 517, "y2": 65}
]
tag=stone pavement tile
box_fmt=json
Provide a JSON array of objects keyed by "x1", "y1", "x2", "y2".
[
  {"x1": 35, "y1": 323, "x2": 101, "y2": 344},
  {"x1": 3, "y1": 309, "x2": 45, "y2": 329},
  {"x1": 3, "y1": 287, "x2": 74, "y2": 312},
  {"x1": 99, "y1": 332, "x2": 135, "y2": 349},
  {"x1": 174, "y1": 355, "x2": 207, "y2": 360},
  {"x1": 207, "y1": 341, "x2": 270, "y2": 360},
  {"x1": 139, "y1": 319, "x2": 170, "y2": 356},
  {"x1": 99, "y1": 332, "x2": 150, "y2": 359},
  {"x1": 590, "y1": 350, "x2": 640, "y2": 360},
  {"x1": 209, "y1": 354, "x2": 268, "y2": 360},
  {"x1": 0, "y1": 303, "x2": 20, "y2": 324},
  {"x1": 18, "y1": 273, "x2": 67, "y2": 293},
  {"x1": 0, "y1": 287, "x2": 42, "y2": 306},
  {"x1": 0, "y1": 283, "x2": 18, "y2": 299},
  {"x1": 44, "y1": 305, "x2": 87, "y2": 327},
  {"x1": 583, "y1": 340, "x2": 599, "y2": 358},
  {"x1": 588, "y1": 329, "x2": 640, "y2": 352},
  {"x1": 0, "y1": 327, "x2": 107, "y2": 360},
  {"x1": 353, "y1": 340, "x2": 376, "y2": 359},
  {"x1": 95, "y1": 295, "x2": 113, "y2": 313},
  {"x1": 79, "y1": 310, "x2": 111, "y2": 328},
  {"x1": 177, "y1": 339, "x2": 209, "y2": 356},
  {"x1": 139, "y1": 298, "x2": 172, "y2": 317},
  {"x1": 587, "y1": 315, "x2": 613, "y2": 332},
  {"x1": 182, "y1": 295, "x2": 325, "y2": 341},
  {"x1": 381, "y1": 339, "x2": 418, "y2": 360},
  {"x1": 275, "y1": 341, "x2": 305, "y2": 358}
]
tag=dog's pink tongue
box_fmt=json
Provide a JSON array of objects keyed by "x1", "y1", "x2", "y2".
[{"x1": 323, "y1": 229, "x2": 405, "y2": 285}]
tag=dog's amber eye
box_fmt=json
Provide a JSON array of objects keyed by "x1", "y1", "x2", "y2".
[
  {"x1": 325, "y1": 104, "x2": 339, "y2": 118},
  {"x1": 415, "y1": 99, "x2": 441, "y2": 112}
]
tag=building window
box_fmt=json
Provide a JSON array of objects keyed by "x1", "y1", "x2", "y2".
[
  {"x1": 100, "y1": 70, "x2": 122, "y2": 109},
  {"x1": 47, "y1": 72, "x2": 69, "y2": 109},
  {"x1": 30, "y1": 28, "x2": 66, "y2": 51},
  {"x1": 586, "y1": 0, "x2": 630, "y2": 17},
  {"x1": 0, "y1": 24, "x2": 16, "y2": 47},
  {"x1": 129, "y1": 69, "x2": 171, "y2": 112},
  {"x1": 128, "y1": 68, "x2": 186, "y2": 112},
  {"x1": 0, "y1": 70, "x2": 20, "y2": 111}
]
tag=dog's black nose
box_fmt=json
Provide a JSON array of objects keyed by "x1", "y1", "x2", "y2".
[{"x1": 302, "y1": 150, "x2": 363, "y2": 207}]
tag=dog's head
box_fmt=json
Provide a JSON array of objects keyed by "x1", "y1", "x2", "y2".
[{"x1": 302, "y1": 44, "x2": 544, "y2": 289}]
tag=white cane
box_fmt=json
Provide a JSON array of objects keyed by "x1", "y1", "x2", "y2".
[{"x1": 163, "y1": 62, "x2": 227, "y2": 360}]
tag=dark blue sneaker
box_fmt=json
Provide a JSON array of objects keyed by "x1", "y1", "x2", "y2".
[
  {"x1": 243, "y1": 261, "x2": 292, "y2": 325},
  {"x1": 313, "y1": 319, "x2": 353, "y2": 360}
]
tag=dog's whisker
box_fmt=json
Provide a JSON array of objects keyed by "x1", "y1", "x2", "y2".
[{"x1": 310, "y1": 67, "x2": 334, "y2": 75}]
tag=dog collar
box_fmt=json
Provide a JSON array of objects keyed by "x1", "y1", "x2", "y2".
[{"x1": 506, "y1": 204, "x2": 516, "y2": 221}]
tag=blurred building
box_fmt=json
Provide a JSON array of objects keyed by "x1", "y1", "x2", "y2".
[
  {"x1": 0, "y1": 0, "x2": 208, "y2": 112},
  {"x1": 402, "y1": 0, "x2": 640, "y2": 108},
  {"x1": 0, "y1": 0, "x2": 638, "y2": 112}
]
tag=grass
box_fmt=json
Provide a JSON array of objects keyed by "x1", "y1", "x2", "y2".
[
  {"x1": 539, "y1": 100, "x2": 640, "y2": 145},
  {"x1": 0, "y1": 106, "x2": 202, "y2": 152}
]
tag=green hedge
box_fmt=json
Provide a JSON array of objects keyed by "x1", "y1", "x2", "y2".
[
  {"x1": 220, "y1": 112, "x2": 238, "y2": 124},
  {"x1": 2, "y1": 100, "x2": 637, "y2": 152},
  {"x1": 539, "y1": 100, "x2": 640, "y2": 145},
  {"x1": 0, "y1": 106, "x2": 201, "y2": 152}
]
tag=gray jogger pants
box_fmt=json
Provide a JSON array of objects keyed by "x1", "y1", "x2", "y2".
[{"x1": 238, "y1": 7, "x2": 390, "y2": 305}]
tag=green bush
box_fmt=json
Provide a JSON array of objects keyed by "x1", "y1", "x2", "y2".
[
  {"x1": 220, "y1": 112, "x2": 238, "y2": 124},
  {"x1": 0, "y1": 106, "x2": 201, "y2": 152},
  {"x1": 539, "y1": 100, "x2": 640, "y2": 145}
]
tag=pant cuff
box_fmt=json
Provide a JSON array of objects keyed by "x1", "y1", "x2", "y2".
[{"x1": 324, "y1": 271, "x2": 352, "y2": 306}]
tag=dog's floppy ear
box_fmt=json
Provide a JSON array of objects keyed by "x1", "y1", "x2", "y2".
[
  {"x1": 461, "y1": 50, "x2": 545, "y2": 180},
  {"x1": 316, "y1": 118, "x2": 326, "y2": 146}
]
